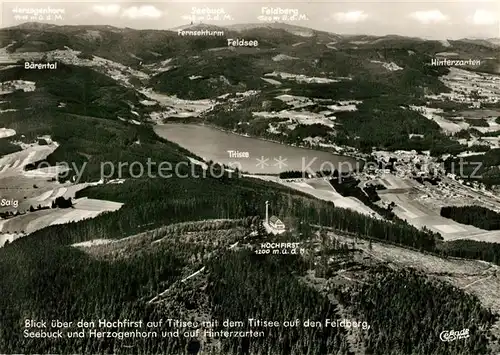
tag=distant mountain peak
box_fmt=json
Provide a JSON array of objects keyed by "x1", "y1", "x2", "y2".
[
  {"x1": 170, "y1": 23, "x2": 227, "y2": 32},
  {"x1": 226, "y1": 22, "x2": 319, "y2": 37},
  {"x1": 457, "y1": 37, "x2": 500, "y2": 48},
  {"x1": 6, "y1": 22, "x2": 57, "y2": 30}
]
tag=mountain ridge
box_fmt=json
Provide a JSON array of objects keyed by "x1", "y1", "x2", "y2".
[{"x1": 4, "y1": 22, "x2": 500, "y2": 43}]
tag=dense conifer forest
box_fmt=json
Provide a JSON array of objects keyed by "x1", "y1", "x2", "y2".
[
  {"x1": 206, "y1": 252, "x2": 353, "y2": 355},
  {"x1": 1, "y1": 168, "x2": 499, "y2": 354},
  {"x1": 335, "y1": 269, "x2": 495, "y2": 355},
  {"x1": 441, "y1": 206, "x2": 500, "y2": 230}
]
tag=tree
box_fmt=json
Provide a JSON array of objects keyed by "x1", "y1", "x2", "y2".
[
  {"x1": 54, "y1": 197, "x2": 73, "y2": 209},
  {"x1": 319, "y1": 228, "x2": 327, "y2": 245}
]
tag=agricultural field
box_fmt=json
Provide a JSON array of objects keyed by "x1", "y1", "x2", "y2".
[
  {"x1": 409, "y1": 105, "x2": 468, "y2": 134},
  {"x1": 0, "y1": 140, "x2": 124, "y2": 247},
  {"x1": 459, "y1": 109, "x2": 500, "y2": 119},
  {"x1": 417, "y1": 67, "x2": 500, "y2": 153},
  {"x1": 0, "y1": 197, "x2": 123, "y2": 246},
  {"x1": 0, "y1": 143, "x2": 57, "y2": 175},
  {"x1": 0, "y1": 127, "x2": 15, "y2": 138},
  {"x1": 456, "y1": 109, "x2": 500, "y2": 134},
  {"x1": 26, "y1": 183, "x2": 101, "y2": 206},
  {"x1": 377, "y1": 175, "x2": 500, "y2": 242},
  {"x1": 0, "y1": 141, "x2": 102, "y2": 213},
  {"x1": 377, "y1": 173, "x2": 415, "y2": 190}
]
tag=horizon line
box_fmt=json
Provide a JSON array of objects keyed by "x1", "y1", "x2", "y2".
[{"x1": 1, "y1": 21, "x2": 499, "y2": 42}]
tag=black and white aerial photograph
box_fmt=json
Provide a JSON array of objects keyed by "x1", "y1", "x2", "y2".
[{"x1": 0, "y1": 0, "x2": 499, "y2": 354}]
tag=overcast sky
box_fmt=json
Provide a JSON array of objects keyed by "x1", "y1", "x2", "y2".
[{"x1": 1, "y1": 1, "x2": 499, "y2": 39}]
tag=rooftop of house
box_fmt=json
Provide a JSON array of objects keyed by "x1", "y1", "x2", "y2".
[{"x1": 269, "y1": 215, "x2": 283, "y2": 225}]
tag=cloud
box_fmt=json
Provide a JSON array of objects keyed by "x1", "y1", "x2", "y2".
[
  {"x1": 92, "y1": 4, "x2": 121, "y2": 17},
  {"x1": 121, "y1": 6, "x2": 163, "y2": 19},
  {"x1": 332, "y1": 11, "x2": 369, "y2": 23},
  {"x1": 409, "y1": 10, "x2": 448, "y2": 24},
  {"x1": 91, "y1": 4, "x2": 163, "y2": 19},
  {"x1": 469, "y1": 9, "x2": 498, "y2": 25}
]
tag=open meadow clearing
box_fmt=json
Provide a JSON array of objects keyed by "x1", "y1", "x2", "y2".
[
  {"x1": 0, "y1": 198, "x2": 123, "y2": 246},
  {"x1": 22, "y1": 165, "x2": 70, "y2": 178},
  {"x1": 248, "y1": 175, "x2": 380, "y2": 218},
  {"x1": 379, "y1": 191, "x2": 500, "y2": 242},
  {"x1": 458, "y1": 109, "x2": 500, "y2": 119},
  {"x1": 0, "y1": 128, "x2": 15, "y2": 138},
  {"x1": 0, "y1": 144, "x2": 57, "y2": 175},
  {"x1": 376, "y1": 174, "x2": 500, "y2": 242},
  {"x1": 72, "y1": 239, "x2": 114, "y2": 247},
  {"x1": 378, "y1": 173, "x2": 413, "y2": 190},
  {"x1": 35, "y1": 190, "x2": 55, "y2": 202},
  {"x1": 409, "y1": 106, "x2": 468, "y2": 134},
  {"x1": 0, "y1": 143, "x2": 66, "y2": 211},
  {"x1": 0, "y1": 142, "x2": 124, "y2": 246},
  {"x1": 0, "y1": 179, "x2": 101, "y2": 213}
]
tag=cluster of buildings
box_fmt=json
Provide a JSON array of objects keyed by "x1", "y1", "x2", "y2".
[
  {"x1": 0, "y1": 80, "x2": 36, "y2": 93},
  {"x1": 426, "y1": 68, "x2": 500, "y2": 105},
  {"x1": 365, "y1": 150, "x2": 495, "y2": 209},
  {"x1": 366, "y1": 150, "x2": 444, "y2": 179}
]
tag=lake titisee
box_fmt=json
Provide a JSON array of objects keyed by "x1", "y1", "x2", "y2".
[{"x1": 154, "y1": 124, "x2": 360, "y2": 174}]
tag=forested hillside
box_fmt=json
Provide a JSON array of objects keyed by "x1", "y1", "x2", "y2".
[
  {"x1": 206, "y1": 252, "x2": 353, "y2": 355},
  {"x1": 335, "y1": 269, "x2": 495, "y2": 355},
  {"x1": 0, "y1": 162, "x2": 470, "y2": 354},
  {"x1": 0, "y1": 63, "x2": 152, "y2": 121},
  {"x1": 444, "y1": 150, "x2": 500, "y2": 187}
]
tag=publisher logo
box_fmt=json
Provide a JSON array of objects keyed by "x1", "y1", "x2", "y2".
[{"x1": 439, "y1": 328, "x2": 470, "y2": 342}]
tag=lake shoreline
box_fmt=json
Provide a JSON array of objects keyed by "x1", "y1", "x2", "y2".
[
  {"x1": 198, "y1": 121, "x2": 365, "y2": 161},
  {"x1": 154, "y1": 123, "x2": 363, "y2": 175},
  {"x1": 156, "y1": 120, "x2": 365, "y2": 163}
]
